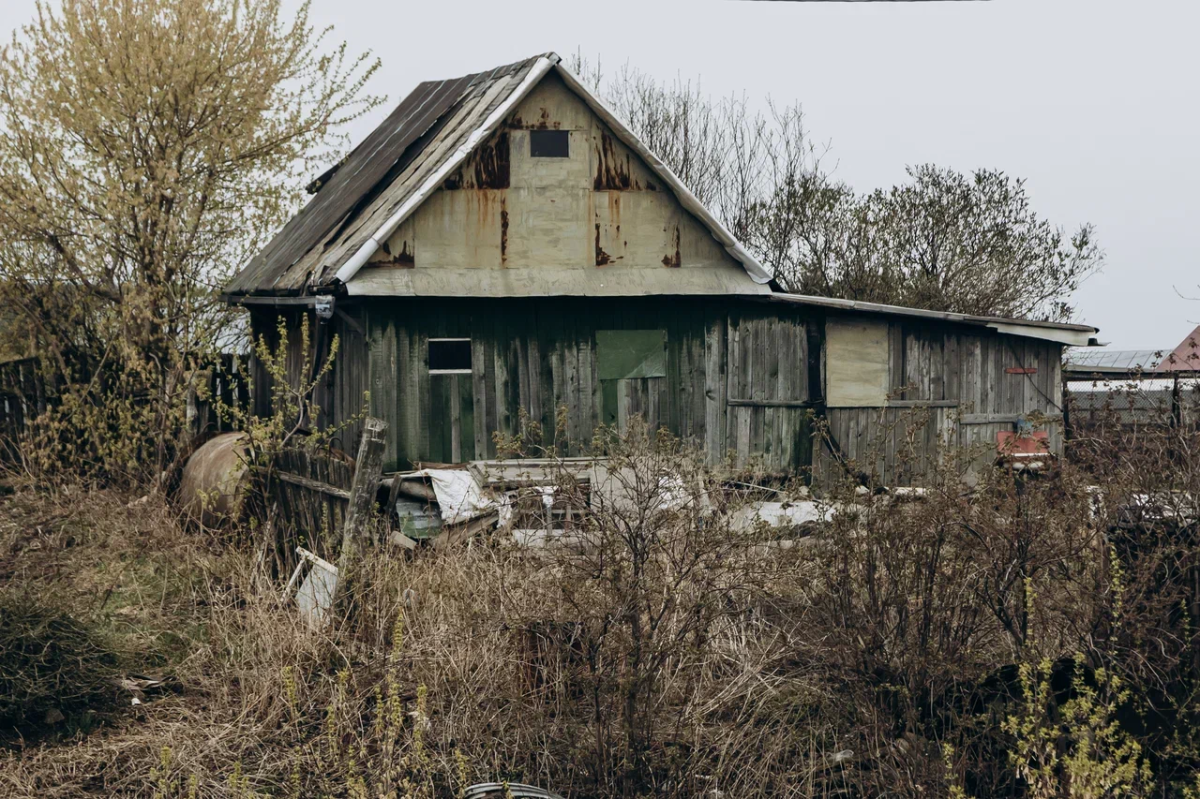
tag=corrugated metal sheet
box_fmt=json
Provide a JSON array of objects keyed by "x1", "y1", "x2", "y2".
[
  {"x1": 1065, "y1": 348, "x2": 1164, "y2": 375},
  {"x1": 1065, "y1": 326, "x2": 1200, "y2": 379},
  {"x1": 225, "y1": 54, "x2": 549, "y2": 296}
]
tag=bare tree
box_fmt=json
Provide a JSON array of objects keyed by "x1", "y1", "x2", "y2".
[
  {"x1": 574, "y1": 56, "x2": 1101, "y2": 322},
  {"x1": 770, "y1": 166, "x2": 1103, "y2": 322}
]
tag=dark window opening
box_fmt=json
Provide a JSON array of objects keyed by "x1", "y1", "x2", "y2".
[
  {"x1": 429, "y1": 338, "x2": 472, "y2": 373},
  {"x1": 530, "y1": 129, "x2": 569, "y2": 158}
]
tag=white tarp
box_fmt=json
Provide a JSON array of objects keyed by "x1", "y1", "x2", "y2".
[{"x1": 419, "y1": 469, "x2": 496, "y2": 524}]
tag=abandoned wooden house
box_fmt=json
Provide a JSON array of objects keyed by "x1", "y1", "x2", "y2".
[{"x1": 221, "y1": 52, "x2": 1099, "y2": 485}]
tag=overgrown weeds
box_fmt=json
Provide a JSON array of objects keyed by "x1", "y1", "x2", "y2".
[{"x1": 4, "y1": 407, "x2": 1200, "y2": 797}]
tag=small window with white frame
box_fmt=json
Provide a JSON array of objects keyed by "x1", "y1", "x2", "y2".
[{"x1": 428, "y1": 338, "x2": 472, "y2": 375}]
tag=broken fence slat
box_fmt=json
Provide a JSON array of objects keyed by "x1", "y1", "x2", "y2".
[
  {"x1": 296, "y1": 546, "x2": 339, "y2": 575},
  {"x1": 276, "y1": 470, "x2": 352, "y2": 500},
  {"x1": 334, "y1": 417, "x2": 389, "y2": 611}
]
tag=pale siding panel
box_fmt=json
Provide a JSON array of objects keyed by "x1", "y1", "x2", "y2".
[{"x1": 827, "y1": 317, "x2": 890, "y2": 407}]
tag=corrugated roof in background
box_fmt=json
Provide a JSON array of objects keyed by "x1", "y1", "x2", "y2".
[{"x1": 1065, "y1": 348, "x2": 1164, "y2": 374}]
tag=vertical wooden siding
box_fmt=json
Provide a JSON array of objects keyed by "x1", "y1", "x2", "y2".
[
  {"x1": 815, "y1": 322, "x2": 1065, "y2": 486},
  {"x1": 359, "y1": 297, "x2": 818, "y2": 473},
  {"x1": 725, "y1": 311, "x2": 814, "y2": 473},
  {"x1": 247, "y1": 307, "x2": 367, "y2": 454},
  {"x1": 255, "y1": 302, "x2": 1066, "y2": 486}
]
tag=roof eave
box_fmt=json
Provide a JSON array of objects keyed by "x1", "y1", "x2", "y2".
[{"x1": 760, "y1": 293, "x2": 1098, "y2": 346}]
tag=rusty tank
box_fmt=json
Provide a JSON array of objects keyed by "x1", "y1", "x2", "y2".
[{"x1": 178, "y1": 432, "x2": 251, "y2": 527}]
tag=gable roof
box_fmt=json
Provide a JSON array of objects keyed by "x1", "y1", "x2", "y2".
[
  {"x1": 1157, "y1": 324, "x2": 1200, "y2": 373},
  {"x1": 223, "y1": 52, "x2": 771, "y2": 298}
]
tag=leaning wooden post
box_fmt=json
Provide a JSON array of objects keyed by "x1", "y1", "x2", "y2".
[{"x1": 334, "y1": 416, "x2": 388, "y2": 614}]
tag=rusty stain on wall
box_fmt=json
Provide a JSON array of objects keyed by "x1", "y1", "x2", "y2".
[
  {"x1": 594, "y1": 132, "x2": 636, "y2": 191},
  {"x1": 474, "y1": 131, "x2": 510, "y2": 188},
  {"x1": 595, "y1": 224, "x2": 611, "y2": 266},
  {"x1": 500, "y1": 199, "x2": 509, "y2": 265},
  {"x1": 508, "y1": 106, "x2": 562, "y2": 130},
  {"x1": 378, "y1": 239, "x2": 415, "y2": 267},
  {"x1": 662, "y1": 224, "x2": 681, "y2": 268},
  {"x1": 443, "y1": 132, "x2": 511, "y2": 190}
]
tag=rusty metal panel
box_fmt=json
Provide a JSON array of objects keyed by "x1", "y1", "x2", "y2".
[{"x1": 416, "y1": 189, "x2": 506, "y2": 269}]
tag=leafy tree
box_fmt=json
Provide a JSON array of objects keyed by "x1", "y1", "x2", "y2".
[
  {"x1": 0, "y1": 0, "x2": 381, "y2": 481},
  {"x1": 762, "y1": 165, "x2": 1102, "y2": 322}
]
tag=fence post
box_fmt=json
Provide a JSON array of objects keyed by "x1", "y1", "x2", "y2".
[{"x1": 334, "y1": 417, "x2": 388, "y2": 613}]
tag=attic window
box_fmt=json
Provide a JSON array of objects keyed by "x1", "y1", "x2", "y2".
[
  {"x1": 530, "y1": 130, "x2": 569, "y2": 158},
  {"x1": 429, "y1": 338, "x2": 472, "y2": 374}
]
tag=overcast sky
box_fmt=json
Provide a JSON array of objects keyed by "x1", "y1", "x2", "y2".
[{"x1": 6, "y1": 0, "x2": 1198, "y2": 348}]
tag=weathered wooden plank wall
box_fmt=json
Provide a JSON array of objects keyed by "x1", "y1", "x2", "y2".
[
  {"x1": 251, "y1": 301, "x2": 1067, "y2": 487},
  {"x1": 725, "y1": 310, "x2": 814, "y2": 473},
  {"x1": 358, "y1": 297, "x2": 819, "y2": 474},
  {"x1": 186, "y1": 354, "x2": 251, "y2": 439},
  {"x1": 248, "y1": 307, "x2": 367, "y2": 454},
  {"x1": 814, "y1": 321, "x2": 1065, "y2": 486}
]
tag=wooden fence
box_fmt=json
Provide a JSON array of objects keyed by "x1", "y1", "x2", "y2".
[
  {"x1": 186, "y1": 354, "x2": 253, "y2": 438},
  {"x1": 0, "y1": 358, "x2": 45, "y2": 448},
  {"x1": 258, "y1": 446, "x2": 357, "y2": 572},
  {"x1": 0, "y1": 354, "x2": 252, "y2": 460},
  {"x1": 0, "y1": 358, "x2": 46, "y2": 461}
]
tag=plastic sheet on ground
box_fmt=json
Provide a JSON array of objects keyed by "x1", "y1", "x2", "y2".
[{"x1": 418, "y1": 468, "x2": 496, "y2": 524}]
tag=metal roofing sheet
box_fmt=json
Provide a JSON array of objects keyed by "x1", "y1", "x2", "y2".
[
  {"x1": 225, "y1": 54, "x2": 547, "y2": 296},
  {"x1": 1065, "y1": 348, "x2": 1164, "y2": 373},
  {"x1": 760, "y1": 293, "x2": 1097, "y2": 345}
]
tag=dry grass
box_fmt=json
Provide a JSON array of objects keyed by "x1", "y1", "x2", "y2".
[
  {"x1": 0, "y1": 477, "x2": 849, "y2": 798},
  {"x1": 2, "y1": 420, "x2": 1198, "y2": 797}
]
